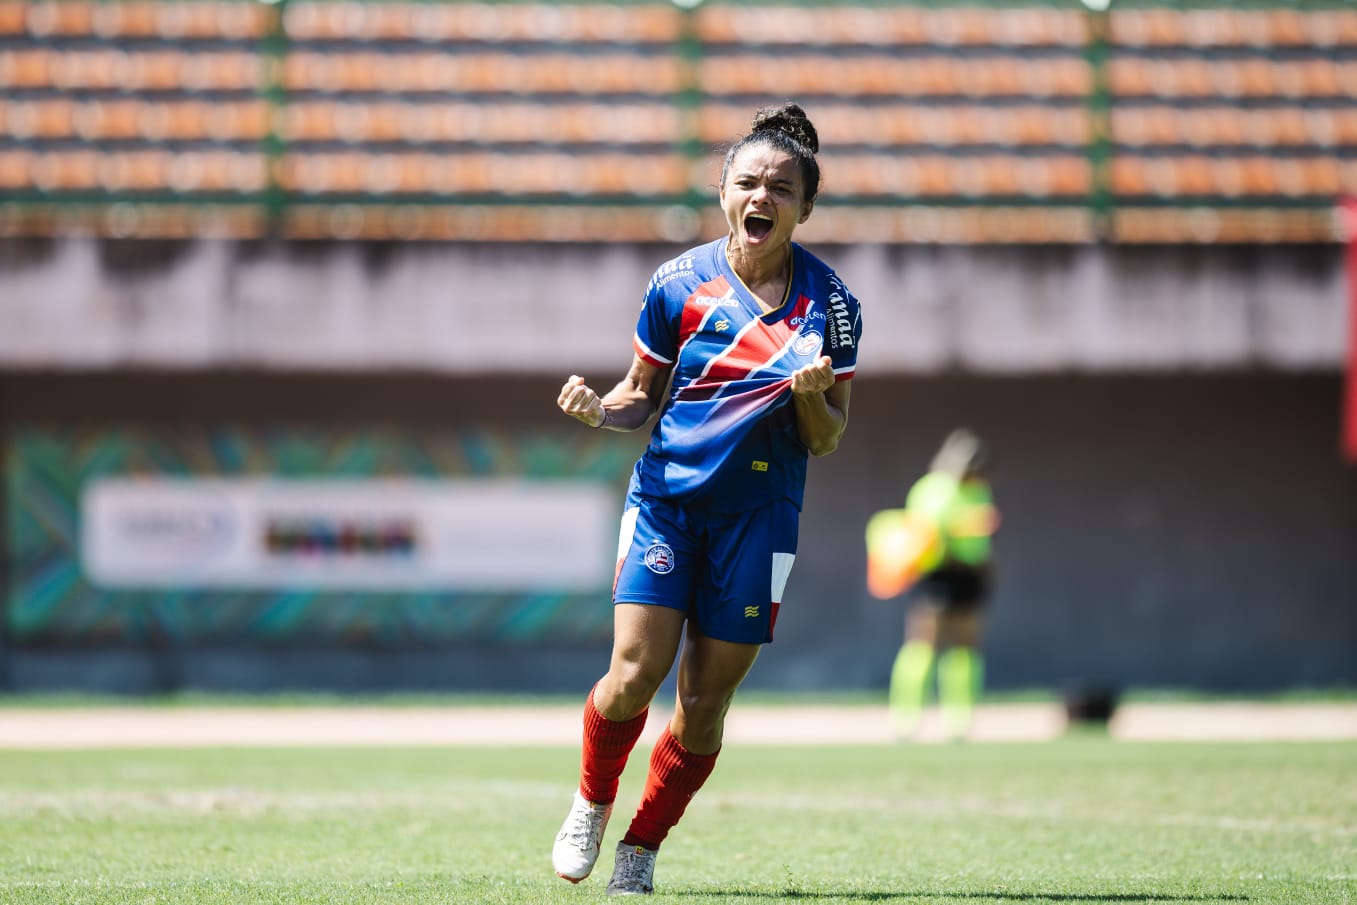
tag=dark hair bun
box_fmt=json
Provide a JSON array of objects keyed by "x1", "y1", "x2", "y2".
[{"x1": 749, "y1": 102, "x2": 819, "y2": 154}]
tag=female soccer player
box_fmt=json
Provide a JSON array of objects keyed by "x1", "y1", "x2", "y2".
[{"x1": 552, "y1": 102, "x2": 862, "y2": 895}]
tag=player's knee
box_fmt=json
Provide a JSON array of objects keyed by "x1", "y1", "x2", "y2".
[
  {"x1": 599, "y1": 662, "x2": 666, "y2": 714},
  {"x1": 675, "y1": 688, "x2": 734, "y2": 729}
]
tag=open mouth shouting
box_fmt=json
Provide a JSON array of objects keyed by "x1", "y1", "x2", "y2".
[{"x1": 744, "y1": 213, "x2": 775, "y2": 243}]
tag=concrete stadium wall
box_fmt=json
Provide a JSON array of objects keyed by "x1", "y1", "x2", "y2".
[
  {"x1": 1, "y1": 371, "x2": 1352, "y2": 695},
  {"x1": 1, "y1": 237, "x2": 1351, "y2": 694},
  {"x1": 0, "y1": 238, "x2": 1346, "y2": 374}
]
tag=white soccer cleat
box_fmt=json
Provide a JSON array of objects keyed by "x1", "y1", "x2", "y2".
[
  {"x1": 552, "y1": 790, "x2": 613, "y2": 883},
  {"x1": 606, "y1": 841, "x2": 657, "y2": 896}
]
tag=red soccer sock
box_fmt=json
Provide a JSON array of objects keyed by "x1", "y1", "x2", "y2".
[
  {"x1": 578, "y1": 685, "x2": 649, "y2": 805},
  {"x1": 621, "y1": 728, "x2": 719, "y2": 850}
]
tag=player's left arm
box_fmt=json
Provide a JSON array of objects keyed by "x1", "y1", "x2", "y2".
[
  {"x1": 559, "y1": 354, "x2": 670, "y2": 431},
  {"x1": 790, "y1": 356, "x2": 851, "y2": 456}
]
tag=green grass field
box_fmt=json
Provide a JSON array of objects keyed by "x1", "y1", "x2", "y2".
[{"x1": 1, "y1": 738, "x2": 1353, "y2": 904}]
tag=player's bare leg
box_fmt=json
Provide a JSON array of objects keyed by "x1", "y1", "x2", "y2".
[{"x1": 595, "y1": 604, "x2": 686, "y2": 721}]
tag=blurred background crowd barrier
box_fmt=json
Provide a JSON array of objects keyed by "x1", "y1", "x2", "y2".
[
  {"x1": 0, "y1": 1, "x2": 1354, "y2": 697},
  {"x1": 1, "y1": 0, "x2": 1355, "y2": 242}
]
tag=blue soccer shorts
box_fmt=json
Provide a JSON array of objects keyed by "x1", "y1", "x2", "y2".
[{"x1": 612, "y1": 494, "x2": 799, "y2": 644}]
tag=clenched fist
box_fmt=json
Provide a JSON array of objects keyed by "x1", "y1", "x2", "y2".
[
  {"x1": 790, "y1": 355, "x2": 835, "y2": 396},
  {"x1": 558, "y1": 374, "x2": 606, "y2": 428}
]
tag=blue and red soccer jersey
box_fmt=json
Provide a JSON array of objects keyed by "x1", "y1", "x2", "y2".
[{"x1": 629, "y1": 236, "x2": 862, "y2": 513}]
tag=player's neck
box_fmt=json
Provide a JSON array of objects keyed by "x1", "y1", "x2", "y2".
[{"x1": 725, "y1": 241, "x2": 791, "y2": 312}]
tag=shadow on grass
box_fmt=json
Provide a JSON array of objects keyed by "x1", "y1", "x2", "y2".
[{"x1": 678, "y1": 892, "x2": 1249, "y2": 902}]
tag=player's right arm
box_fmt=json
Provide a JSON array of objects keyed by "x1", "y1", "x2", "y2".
[{"x1": 557, "y1": 354, "x2": 670, "y2": 431}]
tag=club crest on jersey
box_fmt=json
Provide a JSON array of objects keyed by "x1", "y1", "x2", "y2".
[
  {"x1": 644, "y1": 542, "x2": 676, "y2": 574},
  {"x1": 793, "y1": 330, "x2": 822, "y2": 356}
]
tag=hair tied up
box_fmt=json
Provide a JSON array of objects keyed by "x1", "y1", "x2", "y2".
[{"x1": 749, "y1": 102, "x2": 819, "y2": 155}]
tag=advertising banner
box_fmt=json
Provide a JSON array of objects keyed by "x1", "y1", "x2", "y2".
[
  {"x1": 81, "y1": 478, "x2": 615, "y2": 592},
  {"x1": 6, "y1": 427, "x2": 635, "y2": 645}
]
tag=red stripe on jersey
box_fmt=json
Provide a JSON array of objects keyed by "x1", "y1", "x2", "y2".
[
  {"x1": 633, "y1": 335, "x2": 672, "y2": 368},
  {"x1": 701, "y1": 293, "x2": 812, "y2": 383},
  {"x1": 678, "y1": 277, "x2": 733, "y2": 351}
]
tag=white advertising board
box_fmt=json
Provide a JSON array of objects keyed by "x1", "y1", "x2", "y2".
[{"x1": 80, "y1": 478, "x2": 617, "y2": 592}]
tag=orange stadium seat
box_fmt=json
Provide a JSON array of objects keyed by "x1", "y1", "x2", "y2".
[
  {"x1": 97, "y1": 150, "x2": 175, "y2": 192},
  {"x1": 1325, "y1": 109, "x2": 1357, "y2": 145},
  {"x1": 1262, "y1": 109, "x2": 1310, "y2": 147},
  {"x1": 0, "y1": 49, "x2": 54, "y2": 89},
  {"x1": 282, "y1": 2, "x2": 678, "y2": 43},
  {"x1": 39, "y1": 1, "x2": 265, "y2": 40},
  {"x1": 1115, "y1": 8, "x2": 1335, "y2": 50},
  {"x1": 0, "y1": 3, "x2": 24, "y2": 35},
  {"x1": 0, "y1": 150, "x2": 31, "y2": 190},
  {"x1": 1342, "y1": 160, "x2": 1357, "y2": 194},
  {"x1": 277, "y1": 150, "x2": 687, "y2": 198},
  {"x1": 1, "y1": 98, "x2": 74, "y2": 141},
  {"x1": 281, "y1": 51, "x2": 682, "y2": 96},
  {"x1": 90, "y1": 2, "x2": 156, "y2": 38},
  {"x1": 696, "y1": 6, "x2": 1084, "y2": 48},
  {"x1": 81, "y1": 100, "x2": 141, "y2": 141},
  {"x1": 1111, "y1": 158, "x2": 1150, "y2": 196},
  {"x1": 1309, "y1": 11, "x2": 1357, "y2": 46},
  {"x1": 30, "y1": 150, "x2": 99, "y2": 192},
  {"x1": 22, "y1": 1, "x2": 94, "y2": 37},
  {"x1": 1112, "y1": 154, "x2": 1342, "y2": 200},
  {"x1": 165, "y1": 151, "x2": 267, "y2": 193}
]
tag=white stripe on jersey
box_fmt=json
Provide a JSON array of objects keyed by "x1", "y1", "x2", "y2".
[
  {"x1": 634, "y1": 334, "x2": 673, "y2": 366},
  {"x1": 675, "y1": 286, "x2": 737, "y2": 362}
]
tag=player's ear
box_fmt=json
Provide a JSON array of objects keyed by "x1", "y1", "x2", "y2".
[{"x1": 799, "y1": 198, "x2": 814, "y2": 223}]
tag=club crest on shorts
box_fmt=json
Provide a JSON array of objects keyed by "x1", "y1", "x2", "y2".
[{"x1": 643, "y1": 542, "x2": 675, "y2": 574}]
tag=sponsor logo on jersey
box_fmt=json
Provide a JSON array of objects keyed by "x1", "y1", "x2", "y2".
[
  {"x1": 825, "y1": 279, "x2": 856, "y2": 351},
  {"x1": 792, "y1": 330, "x2": 822, "y2": 356},
  {"x1": 714, "y1": 319, "x2": 730, "y2": 333},
  {"x1": 644, "y1": 542, "x2": 675, "y2": 574},
  {"x1": 649, "y1": 254, "x2": 696, "y2": 290},
  {"x1": 744, "y1": 605, "x2": 760, "y2": 618},
  {"x1": 789, "y1": 312, "x2": 825, "y2": 326},
  {"x1": 694, "y1": 294, "x2": 739, "y2": 308}
]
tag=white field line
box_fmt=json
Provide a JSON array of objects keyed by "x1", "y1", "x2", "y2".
[{"x1": 0, "y1": 703, "x2": 1353, "y2": 749}]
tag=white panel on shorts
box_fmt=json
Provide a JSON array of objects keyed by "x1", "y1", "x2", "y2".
[
  {"x1": 770, "y1": 552, "x2": 796, "y2": 603},
  {"x1": 616, "y1": 507, "x2": 640, "y2": 561}
]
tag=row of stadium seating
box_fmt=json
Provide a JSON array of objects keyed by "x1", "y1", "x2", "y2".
[
  {"x1": 8, "y1": 2, "x2": 1357, "y2": 50},
  {"x1": 9, "y1": 47, "x2": 1354, "y2": 101},
  {"x1": 6, "y1": 147, "x2": 1350, "y2": 202},
  {"x1": 6, "y1": 200, "x2": 1331, "y2": 245},
  {"x1": 9, "y1": 97, "x2": 1356, "y2": 153}
]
